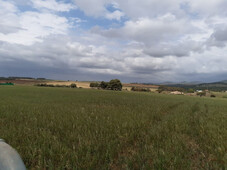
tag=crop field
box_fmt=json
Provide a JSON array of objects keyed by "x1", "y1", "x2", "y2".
[{"x1": 0, "y1": 86, "x2": 226, "y2": 169}]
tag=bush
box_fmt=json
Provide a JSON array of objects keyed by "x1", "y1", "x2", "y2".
[
  {"x1": 131, "y1": 87, "x2": 150, "y2": 92},
  {"x1": 35, "y1": 83, "x2": 47, "y2": 87},
  {"x1": 210, "y1": 94, "x2": 216, "y2": 97},
  {"x1": 187, "y1": 88, "x2": 194, "y2": 93},
  {"x1": 99, "y1": 79, "x2": 122, "y2": 91},
  {"x1": 197, "y1": 91, "x2": 206, "y2": 97},
  {"x1": 90, "y1": 82, "x2": 100, "y2": 88},
  {"x1": 47, "y1": 84, "x2": 55, "y2": 87},
  {"x1": 100, "y1": 81, "x2": 109, "y2": 89},
  {"x1": 70, "y1": 83, "x2": 77, "y2": 88},
  {"x1": 35, "y1": 83, "x2": 54, "y2": 87},
  {"x1": 35, "y1": 84, "x2": 71, "y2": 88},
  {"x1": 157, "y1": 85, "x2": 184, "y2": 93},
  {"x1": 108, "y1": 79, "x2": 122, "y2": 91}
]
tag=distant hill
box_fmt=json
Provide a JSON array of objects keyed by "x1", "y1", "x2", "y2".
[
  {"x1": 0, "y1": 77, "x2": 34, "y2": 80},
  {"x1": 165, "y1": 80, "x2": 227, "y2": 92}
]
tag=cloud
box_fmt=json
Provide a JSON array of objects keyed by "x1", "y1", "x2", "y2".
[
  {"x1": 212, "y1": 28, "x2": 227, "y2": 42},
  {"x1": 0, "y1": 0, "x2": 21, "y2": 34},
  {"x1": 106, "y1": 10, "x2": 124, "y2": 21},
  {"x1": 92, "y1": 15, "x2": 185, "y2": 42},
  {"x1": 143, "y1": 41, "x2": 203, "y2": 57},
  {"x1": 73, "y1": 0, "x2": 124, "y2": 21},
  {"x1": 0, "y1": 2, "x2": 71, "y2": 45},
  {"x1": 207, "y1": 27, "x2": 227, "y2": 48},
  {"x1": 1, "y1": 32, "x2": 227, "y2": 83},
  {"x1": 186, "y1": 0, "x2": 227, "y2": 17},
  {"x1": 31, "y1": 0, "x2": 76, "y2": 12},
  {"x1": 72, "y1": 0, "x2": 227, "y2": 19},
  {"x1": 1, "y1": 0, "x2": 227, "y2": 82},
  {"x1": 91, "y1": 15, "x2": 205, "y2": 57},
  {"x1": 73, "y1": 0, "x2": 109, "y2": 17}
]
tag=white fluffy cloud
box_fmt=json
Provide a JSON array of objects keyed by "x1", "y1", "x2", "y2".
[
  {"x1": 106, "y1": 10, "x2": 124, "y2": 21},
  {"x1": 73, "y1": 0, "x2": 124, "y2": 21},
  {"x1": 0, "y1": 0, "x2": 71, "y2": 45},
  {"x1": 73, "y1": 0, "x2": 109, "y2": 17},
  {"x1": 0, "y1": 0, "x2": 20, "y2": 34},
  {"x1": 31, "y1": 0, "x2": 76, "y2": 12}
]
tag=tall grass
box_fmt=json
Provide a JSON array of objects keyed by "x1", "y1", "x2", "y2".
[{"x1": 0, "y1": 86, "x2": 226, "y2": 169}]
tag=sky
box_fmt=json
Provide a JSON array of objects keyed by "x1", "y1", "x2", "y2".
[{"x1": 0, "y1": 0, "x2": 227, "y2": 83}]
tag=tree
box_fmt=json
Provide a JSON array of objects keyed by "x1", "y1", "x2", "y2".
[
  {"x1": 197, "y1": 91, "x2": 206, "y2": 97},
  {"x1": 90, "y1": 82, "x2": 100, "y2": 87},
  {"x1": 157, "y1": 85, "x2": 185, "y2": 93},
  {"x1": 187, "y1": 88, "x2": 194, "y2": 93},
  {"x1": 70, "y1": 83, "x2": 77, "y2": 88},
  {"x1": 100, "y1": 81, "x2": 109, "y2": 89},
  {"x1": 108, "y1": 79, "x2": 122, "y2": 91},
  {"x1": 131, "y1": 87, "x2": 150, "y2": 92},
  {"x1": 210, "y1": 94, "x2": 216, "y2": 97}
]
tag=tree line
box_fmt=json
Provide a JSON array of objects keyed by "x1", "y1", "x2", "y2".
[
  {"x1": 90, "y1": 79, "x2": 122, "y2": 91},
  {"x1": 35, "y1": 83, "x2": 77, "y2": 88}
]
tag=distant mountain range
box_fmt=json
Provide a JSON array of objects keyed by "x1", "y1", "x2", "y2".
[{"x1": 159, "y1": 81, "x2": 203, "y2": 85}]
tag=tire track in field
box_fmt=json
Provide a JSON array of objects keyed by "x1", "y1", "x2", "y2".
[{"x1": 160, "y1": 102, "x2": 185, "y2": 115}]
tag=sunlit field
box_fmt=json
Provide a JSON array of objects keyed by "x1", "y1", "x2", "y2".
[{"x1": 0, "y1": 86, "x2": 226, "y2": 169}]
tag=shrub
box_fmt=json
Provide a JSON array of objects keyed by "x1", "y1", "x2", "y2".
[
  {"x1": 131, "y1": 87, "x2": 150, "y2": 92},
  {"x1": 100, "y1": 81, "x2": 109, "y2": 89},
  {"x1": 47, "y1": 84, "x2": 55, "y2": 87},
  {"x1": 197, "y1": 91, "x2": 206, "y2": 97},
  {"x1": 35, "y1": 83, "x2": 47, "y2": 86},
  {"x1": 157, "y1": 85, "x2": 184, "y2": 93},
  {"x1": 90, "y1": 82, "x2": 100, "y2": 87},
  {"x1": 108, "y1": 79, "x2": 122, "y2": 91},
  {"x1": 35, "y1": 84, "x2": 70, "y2": 88},
  {"x1": 70, "y1": 83, "x2": 77, "y2": 88},
  {"x1": 187, "y1": 88, "x2": 195, "y2": 93},
  {"x1": 99, "y1": 79, "x2": 122, "y2": 91}
]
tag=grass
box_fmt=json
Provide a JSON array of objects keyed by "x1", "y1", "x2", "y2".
[{"x1": 0, "y1": 86, "x2": 226, "y2": 169}]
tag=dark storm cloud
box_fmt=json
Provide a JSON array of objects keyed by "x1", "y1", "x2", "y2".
[{"x1": 207, "y1": 27, "x2": 227, "y2": 48}]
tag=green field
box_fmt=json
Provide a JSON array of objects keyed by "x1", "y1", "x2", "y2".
[{"x1": 0, "y1": 86, "x2": 226, "y2": 169}]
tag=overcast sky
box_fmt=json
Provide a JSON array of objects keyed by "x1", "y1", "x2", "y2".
[{"x1": 1, "y1": 0, "x2": 227, "y2": 83}]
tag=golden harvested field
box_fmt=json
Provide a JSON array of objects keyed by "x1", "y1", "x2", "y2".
[{"x1": 46, "y1": 81, "x2": 91, "y2": 88}]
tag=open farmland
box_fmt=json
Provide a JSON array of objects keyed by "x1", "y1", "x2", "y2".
[
  {"x1": 0, "y1": 78, "x2": 158, "y2": 90},
  {"x1": 46, "y1": 81, "x2": 159, "y2": 90},
  {"x1": 0, "y1": 86, "x2": 226, "y2": 169},
  {"x1": 46, "y1": 81, "x2": 91, "y2": 89}
]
